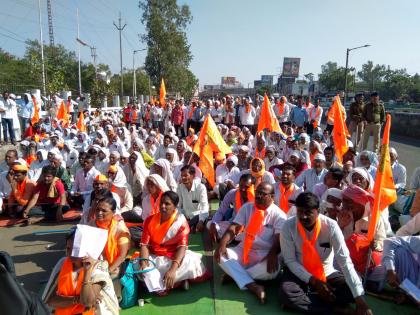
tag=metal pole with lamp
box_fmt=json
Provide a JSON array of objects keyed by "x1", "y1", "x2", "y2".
[{"x1": 344, "y1": 44, "x2": 370, "y2": 106}]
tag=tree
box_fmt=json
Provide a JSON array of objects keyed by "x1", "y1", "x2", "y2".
[
  {"x1": 357, "y1": 61, "x2": 387, "y2": 92},
  {"x1": 318, "y1": 62, "x2": 354, "y2": 92},
  {"x1": 139, "y1": 0, "x2": 198, "y2": 98}
]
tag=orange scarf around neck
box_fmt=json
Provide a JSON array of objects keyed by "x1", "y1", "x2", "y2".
[
  {"x1": 96, "y1": 218, "x2": 119, "y2": 265},
  {"x1": 245, "y1": 103, "x2": 251, "y2": 113},
  {"x1": 277, "y1": 101, "x2": 284, "y2": 115},
  {"x1": 150, "y1": 191, "x2": 163, "y2": 216},
  {"x1": 279, "y1": 183, "x2": 295, "y2": 213},
  {"x1": 235, "y1": 186, "x2": 255, "y2": 213},
  {"x1": 242, "y1": 204, "x2": 267, "y2": 265},
  {"x1": 148, "y1": 211, "x2": 178, "y2": 245},
  {"x1": 297, "y1": 218, "x2": 326, "y2": 282},
  {"x1": 188, "y1": 107, "x2": 196, "y2": 119},
  {"x1": 56, "y1": 257, "x2": 93, "y2": 315}
]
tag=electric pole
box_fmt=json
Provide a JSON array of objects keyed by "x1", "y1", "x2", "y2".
[
  {"x1": 46, "y1": 0, "x2": 54, "y2": 46},
  {"x1": 113, "y1": 12, "x2": 126, "y2": 99},
  {"x1": 37, "y1": 0, "x2": 46, "y2": 96}
]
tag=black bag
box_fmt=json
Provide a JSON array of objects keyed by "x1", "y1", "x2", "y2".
[{"x1": 0, "y1": 251, "x2": 50, "y2": 315}]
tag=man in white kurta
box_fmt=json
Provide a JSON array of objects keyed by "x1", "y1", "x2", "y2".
[{"x1": 215, "y1": 182, "x2": 286, "y2": 302}]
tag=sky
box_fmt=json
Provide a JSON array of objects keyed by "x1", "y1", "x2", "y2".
[{"x1": 1, "y1": 0, "x2": 419, "y2": 88}]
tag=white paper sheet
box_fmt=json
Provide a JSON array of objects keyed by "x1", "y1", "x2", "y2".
[
  {"x1": 71, "y1": 224, "x2": 108, "y2": 260},
  {"x1": 400, "y1": 278, "x2": 420, "y2": 304},
  {"x1": 143, "y1": 267, "x2": 165, "y2": 292}
]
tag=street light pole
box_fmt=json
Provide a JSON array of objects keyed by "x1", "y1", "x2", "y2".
[{"x1": 344, "y1": 44, "x2": 370, "y2": 106}]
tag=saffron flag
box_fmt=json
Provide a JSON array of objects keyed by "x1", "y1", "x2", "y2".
[
  {"x1": 193, "y1": 114, "x2": 232, "y2": 187},
  {"x1": 257, "y1": 94, "x2": 286, "y2": 137},
  {"x1": 160, "y1": 78, "x2": 166, "y2": 108},
  {"x1": 77, "y1": 111, "x2": 86, "y2": 132},
  {"x1": 331, "y1": 95, "x2": 349, "y2": 164},
  {"x1": 56, "y1": 100, "x2": 69, "y2": 127},
  {"x1": 358, "y1": 114, "x2": 397, "y2": 248},
  {"x1": 31, "y1": 96, "x2": 39, "y2": 124}
]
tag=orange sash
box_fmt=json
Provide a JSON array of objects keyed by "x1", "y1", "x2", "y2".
[
  {"x1": 276, "y1": 101, "x2": 284, "y2": 116},
  {"x1": 255, "y1": 148, "x2": 266, "y2": 158},
  {"x1": 56, "y1": 257, "x2": 93, "y2": 315},
  {"x1": 235, "y1": 186, "x2": 255, "y2": 213},
  {"x1": 26, "y1": 155, "x2": 36, "y2": 165},
  {"x1": 96, "y1": 218, "x2": 119, "y2": 265},
  {"x1": 148, "y1": 211, "x2": 178, "y2": 244},
  {"x1": 14, "y1": 178, "x2": 29, "y2": 205},
  {"x1": 150, "y1": 191, "x2": 163, "y2": 216},
  {"x1": 245, "y1": 103, "x2": 251, "y2": 113},
  {"x1": 132, "y1": 110, "x2": 138, "y2": 122},
  {"x1": 297, "y1": 218, "x2": 326, "y2": 282},
  {"x1": 188, "y1": 107, "x2": 196, "y2": 119},
  {"x1": 279, "y1": 183, "x2": 295, "y2": 213},
  {"x1": 310, "y1": 107, "x2": 321, "y2": 128},
  {"x1": 145, "y1": 109, "x2": 151, "y2": 121},
  {"x1": 242, "y1": 204, "x2": 266, "y2": 265}
]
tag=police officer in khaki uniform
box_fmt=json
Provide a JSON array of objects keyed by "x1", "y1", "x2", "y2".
[
  {"x1": 361, "y1": 92, "x2": 385, "y2": 153},
  {"x1": 349, "y1": 93, "x2": 365, "y2": 150}
]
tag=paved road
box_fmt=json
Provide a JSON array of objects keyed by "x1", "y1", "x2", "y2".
[{"x1": 0, "y1": 135, "x2": 419, "y2": 296}]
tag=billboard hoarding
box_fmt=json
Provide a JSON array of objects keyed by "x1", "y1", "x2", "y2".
[{"x1": 282, "y1": 57, "x2": 300, "y2": 78}]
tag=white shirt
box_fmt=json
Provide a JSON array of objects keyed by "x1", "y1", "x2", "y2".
[
  {"x1": 410, "y1": 167, "x2": 420, "y2": 190},
  {"x1": 0, "y1": 171, "x2": 11, "y2": 198},
  {"x1": 308, "y1": 106, "x2": 323, "y2": 124},
  {"x1": 177, "y1": 179, "x2": 209, "y2": 221},
  {"x1": 152, "y1": 106, "x2": 163, "y2": 121},
  {"x1": 210, "y1": 107, "x2": 223, "y2": 123},
  {"x1": 272, "y1": 102, "x2": 290, "y2": 123},
  {"x1": 273, "y1": 183, "x2": 304, "y2": 213},
  {"x1": 0, "y1": 98, "x2": 17, "y2": 119},
  {"x1": 391, "y1": 161, "x2": 406, "y2": 189},
  {"x1": 238, "y1": 105, "x2": 256, "y2": 126},
  {"x1": 295, "y1": 168, "x2": 328, "y2": 192},
  {"x1": 263, "y1": 156, "x2": 283, "y2": 170},
  {"x1": 396, "y1": 212, "x2": 420, "y2": 236},
  {"x1": 215, "y1": 164, "x2": 240, "y2": 187},
  {"x1": 281, "y1": 214, "x2": 365, "y2": 298},
  {"x1": 233, "y1": 202, "x2": 286, "y2": 264},
  {"x1": 72, "y1": 167, "x2": 101, "y2": 195}
]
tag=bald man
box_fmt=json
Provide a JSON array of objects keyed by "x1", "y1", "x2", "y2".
[{"x1": 215, "y1": 182, "x2": 286, "y2": 304}]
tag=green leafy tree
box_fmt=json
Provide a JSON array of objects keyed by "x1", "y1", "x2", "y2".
[
  {"x1": 139, "y1": 0, "x2": 198, "y2": 98},
  {"x1": 318, "y1": 61, "x2": 354, "y2": 92}
]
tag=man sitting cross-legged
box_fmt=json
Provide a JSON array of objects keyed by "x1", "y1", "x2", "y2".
[
  {"x1": 215, "y1": 182, "x2": 286, "y2": 304},
  {"x1": 279, "y1": 192, "x2": 372, "y2": 315},
  {"x1": 207, "y1": 173, "x2": 254, "y2": 244}
]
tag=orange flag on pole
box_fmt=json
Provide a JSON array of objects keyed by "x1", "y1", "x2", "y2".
[
  {"x1": 331, "y1": 95, "x2": 349, "y2": 164},
  {"x1": 358, "y1": 114, "x2": 397, "y2": 249},
  {"x1": 31, "y1": 96, "x2": 39, "y2": 124},
  {"x1": 56, "y1": 100, "x2": 69, "y2": 127},
  {"x1": 77, "y1": 111, "x2": 86, "y2": 132},
  {"x1": 160, "y1": 78, "x2": 166, "y2": 108},
  {"x1": 193, "y1": 114, "x2": 232, "y2": 187},
  {"x1": 257, "y1": 94, "x2": 286, "y2": 137}
]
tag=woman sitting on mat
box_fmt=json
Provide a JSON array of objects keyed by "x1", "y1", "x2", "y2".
[
  {"x1": 42, "y1": 229, "x2": 119, "y2": 315},
  {"x1": 89, "y1": 197, "x2": 130, "y2": 279},
  {"x1": 139, "y1": 191, "x2": 208, "y2": 293}
]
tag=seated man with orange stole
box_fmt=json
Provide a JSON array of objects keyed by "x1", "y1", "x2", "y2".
[
  {"x1": 6, "y1": 162, "x2": 35, "y2": 217},
  {"x1": 215, "y1": 182, "x2": 286, "y2": 304},
  {"x1": 139, "y1": 191, "x2": 208, "y2": 293},
  {"x1": 279, "y1": 192, "x2": 372, "y2": 315}
]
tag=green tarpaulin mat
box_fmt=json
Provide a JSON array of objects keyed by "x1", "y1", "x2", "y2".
[{"x1": 122, "y1": 231, "x2": 418, "y2": 315}]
